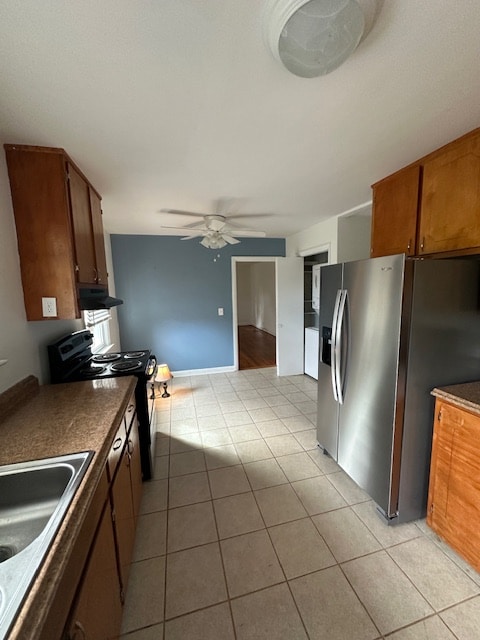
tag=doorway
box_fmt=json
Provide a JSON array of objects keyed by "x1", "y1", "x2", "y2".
[
  {"x1": 231, "y1": 257, "x2": 304, "y2": 376},
  {"x1": 236, "y1": 261, "x2": 276, "y2": 369}
]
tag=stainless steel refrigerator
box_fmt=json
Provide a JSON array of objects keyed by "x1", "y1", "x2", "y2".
[{"x1": 317, "y1": 254, "x2": 480, "y2": 524}]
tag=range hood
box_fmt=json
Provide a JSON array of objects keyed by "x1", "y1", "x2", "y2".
[{"x1": 78, "y1": 287, "x2": 123, "y2": 310}]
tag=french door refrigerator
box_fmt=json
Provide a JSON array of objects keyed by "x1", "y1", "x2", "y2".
[{"x1": 317, "y1": 254, "x2": 480, "y2": 524}]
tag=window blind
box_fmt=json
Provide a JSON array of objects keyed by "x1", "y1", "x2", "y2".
[{"x1": 84, "y1": 309, "x2": 111, "y2": 327}]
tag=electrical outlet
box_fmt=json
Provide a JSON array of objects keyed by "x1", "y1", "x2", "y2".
[{"x1": 42, "y1": 297, "x2": 57, "y2": 317}]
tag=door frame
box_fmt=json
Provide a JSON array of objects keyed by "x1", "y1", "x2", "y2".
[
  {"x1": 231, "y1": 256, "x2": 277, "y2": 371},
  {"x1": 231, "y1": 256, "x2": 304, "y2": 375}
]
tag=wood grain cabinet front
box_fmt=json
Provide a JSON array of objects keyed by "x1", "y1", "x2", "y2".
[
  {"x1": 4, "y1": 144, "x2": 108, "y2": 319},
  {"x1": 65, "y1": 501, "x2": 122, "y2": 640},
  {"x1": 63, "y1": 396, "x2": 143, "y2": 639},
  {"x1": 108, "y1": 396, "x2": 143, "y2": 598},
  {"x1": 418, "y1": 132, "x2": 480, "y2": 255},
  {"x1": 371, "y1": 128, "x2": 480, "y2": 259},
  {"x1": 370, "y1": 164, "x2": 420, "y2": 258},
  {"x1": 427, "y1": 398, "x2": 480, "y2": 572}
]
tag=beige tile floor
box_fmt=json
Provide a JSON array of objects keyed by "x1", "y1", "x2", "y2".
[{"x1": 120, "y1": 368, "x2": 480, "y2": 640}]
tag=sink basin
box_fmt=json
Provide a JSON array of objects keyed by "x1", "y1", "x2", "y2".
[{"x1": 0, "y1": 451, "x2": 93, "y2": 639}]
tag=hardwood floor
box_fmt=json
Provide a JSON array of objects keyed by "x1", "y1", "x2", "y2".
[{"x1": 238, "y1": 325, "x2": 276, "y2": 370}]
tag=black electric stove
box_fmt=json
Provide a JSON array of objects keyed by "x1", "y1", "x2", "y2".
[{"x1": 48, "y1": 330, "x2": 157, "y2": 479}]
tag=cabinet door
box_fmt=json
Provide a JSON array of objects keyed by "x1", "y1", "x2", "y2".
[
  {"x1": 111, "y1": 445, "x2": 136, "y2": 592},
  {"x1": 4, "y1": 146, "x2": 79, "y2": 319},
  {"x1": 66, "y1": 502, "x2": 122, "y2": 640},
  {"x1": 128, "y1": 417, "x2": 143, "y2": 520},
  {"x1": 419, "y1": 131, "x2": 480, "y2": 254},
  {"x1": 427, "y1": 399, "x2": 480, "y2": 572},
  {"x1": 68, "y1": 163, "x2": 97, "y2": 284},
  {"x1": 89, "y1": 187, "x2": 108, "y2": 285},
  {"x1": 370, "y1": 165, "x2": 420, "y2": 258}
]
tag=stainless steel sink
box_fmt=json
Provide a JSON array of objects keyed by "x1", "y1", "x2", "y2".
[{"x1": 0, "y1": 451, "x2": 93, "y2": 639}]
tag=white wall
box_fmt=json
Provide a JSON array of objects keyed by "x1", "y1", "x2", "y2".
[
  {"x1": 251, "y1": 262, "x2": 276, "y2": 336},
  {"x1": 337, "y1": 213, "x2": 372, "y2": 263},
  {"x1": 0, "y1": 152, "x2": 120, "y2": 392},
  {"x1": 235, "y1": 261, "x2": 276, "y2": 336},
  {"x1": 236, "y1": 263, "x2": 253, "y2": 325},
  {"x1": 286, "y1": 206, "x2": 372, "y2": 264},
  {"x1": 286, "y1": 216, "x2": 339, "y2": 262}
]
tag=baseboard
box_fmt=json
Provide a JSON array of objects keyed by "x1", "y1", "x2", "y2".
[{"x1": 172, "y1": 365, "x2": 237, "y2": 377}]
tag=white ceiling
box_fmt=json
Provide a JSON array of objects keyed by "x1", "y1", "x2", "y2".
[{"x1": 1, "y1": 1, "x2": 479, "y2": 238}]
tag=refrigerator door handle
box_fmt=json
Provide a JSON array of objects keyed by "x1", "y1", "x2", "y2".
[
  {"x1": 335, "y1": 289, "x2": 348, "y2": 405},
  {"x1": 331, "y1": 289, "x2": 343, "y2": 402}
]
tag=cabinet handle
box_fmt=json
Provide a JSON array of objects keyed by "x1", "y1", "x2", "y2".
[
  {"x1": 127, "y1": 438, "x2": 134, "y2": 455},
  {"x1": 93, "y1": 267, "x2": 98, "y2": 282},
  {"x1": 127, "y1": 403, "x2": 134, "y2": 413},
  {"x1": 407, "y1": 239, "x2": 412, "y2": 251},
  {"x1": 75, "y1": 264, "x2": 80, "y2": 273},
  {"x1": 420, "y1": 237, "x2": 425, "y2": 251},
  {"x1": 112, "y1": 437, "x2": 123, "y2": 451},
  {"x1": 71, "y1": 621, "x2": 86, "y2": 639}
]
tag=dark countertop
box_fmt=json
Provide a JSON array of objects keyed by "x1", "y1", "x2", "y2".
[
  {"x1": 432, "y1": 380, "x2": 480, "y2": 417},
  {"x1": 0, "y1": 374, "x2": 137, "y2": 639}
]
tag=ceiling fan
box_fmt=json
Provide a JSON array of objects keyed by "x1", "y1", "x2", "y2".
[{"x1": 159, "y1": 204, "x2": 269, "y2": 249}]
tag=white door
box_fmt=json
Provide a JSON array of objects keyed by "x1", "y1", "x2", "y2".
[{"x1": 275, "y1": 257, "x2": 304, "y2": 376}]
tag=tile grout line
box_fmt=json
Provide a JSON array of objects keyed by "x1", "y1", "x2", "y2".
[{"x1": 129, "y1": 370, "x2": 480, "y2": 639}]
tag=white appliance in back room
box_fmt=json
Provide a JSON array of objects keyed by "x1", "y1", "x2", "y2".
[
  {"x1": 305, "y1": 264, "x2": 322, "y2": 379},
  {"x1": 304, "y1": 327, "x2": 319, "y2": 379},
  {"x1": 317, "y1": 254, "x2": 480, "y2": 524}
]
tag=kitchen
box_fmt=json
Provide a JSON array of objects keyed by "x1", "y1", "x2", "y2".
[{"x1": 1, "y1": 1, "x2": 480, "y2": 639}]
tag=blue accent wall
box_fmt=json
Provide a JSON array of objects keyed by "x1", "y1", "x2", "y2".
[{"x1": 110, "y1": 235, "x2": 285, "y2": 371}]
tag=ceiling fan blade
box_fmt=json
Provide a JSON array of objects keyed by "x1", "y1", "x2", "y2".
[
  {"x1": 224, "y1": 228, "x2": 267, "y2": 238},
  {"x1": 159, "y1": 226, "x2": 207, "y2": 234},
  {"x1": 222, "y1": 234, "x2": 241, "y2": 245},
  {"x1": 159, "y1": 208, "x2": 205, "y2": 217},
  {"x1": 181, "y1": 233, "x2": 205, "y2": 240},
  {"x1": 224, "y1": 213, "x2": 274, "y2": 221},
  {"x1": 205, "y1": 215, "x2": 226, "y2": 232},
  {"x1": 183, "y1": 220, "x2": 208, "y2": 229}
]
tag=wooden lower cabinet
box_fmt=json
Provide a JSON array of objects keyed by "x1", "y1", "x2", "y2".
[
  {"x1": 65, "y1": 502, "x2": 122, "y2": 640},
  {"x1": 111, "y1": 439, "x2": 137, "y2": 592},
  {"x1": 128, "y1": 418, "x2": 143, "y2": 521},
  {"x1": 427, "y1": 398, "x2": 480, "y2": 572},
  {"x1": 63, "y1": 398, "x2": 143, "y2": 639}
]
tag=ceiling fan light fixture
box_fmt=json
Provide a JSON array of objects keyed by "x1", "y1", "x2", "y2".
[
  {"x1": 264, "y1": 0, "x2": 382, "y2": 78},
  {"x1": 200, "y1": 232, "x2": 229, "y2": 249}
]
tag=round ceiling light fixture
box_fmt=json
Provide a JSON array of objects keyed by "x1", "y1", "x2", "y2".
[{"x1": 264, "y1": 0, "x2": 382, "y2": 78}]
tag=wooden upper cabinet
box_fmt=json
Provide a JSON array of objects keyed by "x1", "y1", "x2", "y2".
[
  {"x1": 4, "y1": 144, "x2": 108, "y2": 320},
  {"x1": 418, "y1": 131, "x2": 480, "y2": 255},
  {"x1": 5, "y1": 146, "x2": 79, "y2": 319},
  {"x1": 68, "y1": 163, "x2": 97, "y2": 284},
  {"x1": 371, "y1": 128, "x2": 480, "y2": 259},
  {"x1": 371, "y1": 165, "x2": 420, "y2": 258},
  {"x1": 89, "y1": 187, "x2": 108, "y2": 285}
]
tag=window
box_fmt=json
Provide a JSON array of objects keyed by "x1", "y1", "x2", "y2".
[{"x1": 83, "y1": 310, "x2": 112, "y2": 353}]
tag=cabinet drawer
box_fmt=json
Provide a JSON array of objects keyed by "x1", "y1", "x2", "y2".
[
  {"x1": 124, "y1": 397, "x2": 136, "y2": 435},
  {"x1": 107, "y1": 420, "x2": 127, "y2": 483}
]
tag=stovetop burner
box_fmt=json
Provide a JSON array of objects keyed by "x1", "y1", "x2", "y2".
[
  {"x1": 124, "y1": 351, "x2": 146, "y2": 359},
  {"x1": 110, "y1": 360, "x2": 143, "y2": 372},
  {"x1": 91, "y1": 353, "x2": 122, "y2": 363},
  {"x1": 79, "y1": 364, "x2": 106, "y2": 376}
]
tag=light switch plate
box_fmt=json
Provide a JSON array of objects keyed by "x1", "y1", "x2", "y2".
[{"x1": 218, "y1": 307, "x2": 224, "y2": 316}]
